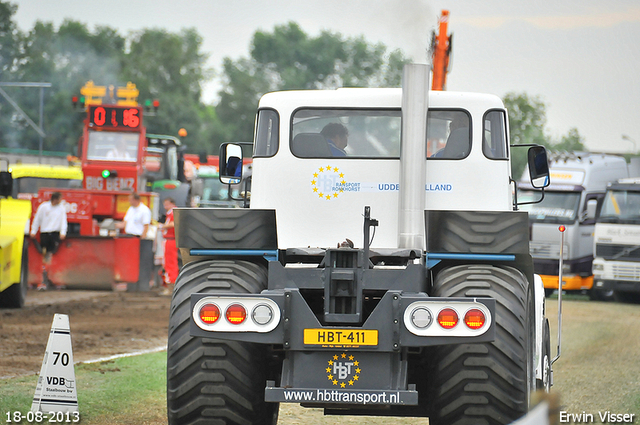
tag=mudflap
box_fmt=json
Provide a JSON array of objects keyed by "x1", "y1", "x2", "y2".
[{"x1": 265, "y1": 351, "x2": 418, "y2": 406}]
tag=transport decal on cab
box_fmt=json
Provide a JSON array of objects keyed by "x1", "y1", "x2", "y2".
[{"x1": 310, "y1": 166, "x2": 453, "y2": 200}]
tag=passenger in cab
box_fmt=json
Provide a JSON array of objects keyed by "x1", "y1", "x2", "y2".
[
  {"x1": 321, "y1": 123, "x2": 349, "y2": 156},
  {"x1": 432, "y1": 114, "x2": 470, "y2": 159}
]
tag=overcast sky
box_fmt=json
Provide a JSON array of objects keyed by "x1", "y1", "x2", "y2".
[{"x1": 10, "y1": 0, "x2": 640, "y2": 154}]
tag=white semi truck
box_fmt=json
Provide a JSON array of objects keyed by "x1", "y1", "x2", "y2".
[
  {"x1": 592, "y1": 177, "x2": 640, "y2": 302},
  {"x1": 518, "y1": 153, "x2": 628, "y2": 300},
  {"x1": 166, "y1": 65, "x2": 554, "y2": 424}
]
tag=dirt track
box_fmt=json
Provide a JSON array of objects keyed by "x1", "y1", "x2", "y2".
[
  {"x1": 0, "y1": 289, "x2": 171, "y2": 379},
  {"x1": 2, "y1": 290, "x2": 639, "y2": 424}
]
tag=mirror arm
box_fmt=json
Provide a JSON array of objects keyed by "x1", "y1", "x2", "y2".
[
  {"x1": 223, "y1": 177, "x2": 251, "y2": 207},
  {"x1": 242, "y1": 177, "x2": 251, "y2": 208},
  {"x1": 516, "y1": 186, "x2": 546, "y2": 207},
  {"x1": 225, "y1": 182, "x2": 240, "y2": 201},
  {"x1": 510, "y1": 143, "x2": 543, "y2": 148},
  {"x1": 511, "y1": 177, "x2": 518, "y2": 211}
]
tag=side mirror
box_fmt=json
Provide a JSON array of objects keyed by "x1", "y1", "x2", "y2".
[
  {"x1": 585, "y1": 199, "x2": 597, "y2": 221},
  {"x1": 528, "y1": 146, "x2": 550, "y2": 188},
  {"x1": 219, "y1": 143, "x2": 243, "y2": 184},
  {"x1": 0, "y1": 171, "x2": 13, "y2": 198}
]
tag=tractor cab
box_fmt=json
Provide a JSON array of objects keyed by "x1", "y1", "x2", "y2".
[{"x1": 144, "y1": 134, "x2": 190, "y2": 213}]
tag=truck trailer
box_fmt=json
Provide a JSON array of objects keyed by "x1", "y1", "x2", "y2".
[{"x1": 166, "y1": 65, "x2": 553, "y2": 424}]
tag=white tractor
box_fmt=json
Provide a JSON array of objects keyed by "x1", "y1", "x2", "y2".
[{"x1": 166, "y1": 65, "x2": 553, "y2": 424}]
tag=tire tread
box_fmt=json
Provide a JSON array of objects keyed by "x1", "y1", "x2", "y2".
[
  {"x1": 167, "y1": 260, "x2": 278, "y2": 425},
  {"x1": 430, "y1": 265, "x2": 529, "y2": 425}
]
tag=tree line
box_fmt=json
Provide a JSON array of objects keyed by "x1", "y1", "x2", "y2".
[{"x1": 0, "y1": 0, "x2": 583, "y2": 178}]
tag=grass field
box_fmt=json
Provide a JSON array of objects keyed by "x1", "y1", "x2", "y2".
[
  {"x1": 1, "y1": 352, "x2": 167, "y2": 425},
  {"x1": 1, "y1": 298, "x2": 639, "y2": 424},
  {"x1": 545, "y1": 296, "x2": 640, "y2": 417}
]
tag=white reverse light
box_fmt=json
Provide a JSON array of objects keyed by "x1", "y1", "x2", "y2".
[
  {"x1": 410, "y1": 307, "x2": 433, "y2": 328},
  {"x1": 252, "y1": 304, "x2": 274, "y2": 325}
]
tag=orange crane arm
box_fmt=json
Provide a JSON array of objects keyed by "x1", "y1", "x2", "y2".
[{"x1": 431, "y1": 10, "x2": 452, "y2": 91}]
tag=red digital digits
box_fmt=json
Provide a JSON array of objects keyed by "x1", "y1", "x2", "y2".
[
  {"x1": 94, "y1": 107, "x2": 106, "y2": 126},
  {"x1": 92, "y1": 106, "x2": 139, "y2": 128},
  {"x1": 123, "y1": 109, "x2": 140, "y2": 128}
]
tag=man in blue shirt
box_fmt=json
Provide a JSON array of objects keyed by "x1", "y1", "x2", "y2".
[{"x1": 321, "y1": 123, "x2": 349, "y2": 156}]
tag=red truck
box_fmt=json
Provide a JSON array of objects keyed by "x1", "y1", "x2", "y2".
[{"x1": 28, "y1": 82, "x2": 168, "y2": 291}]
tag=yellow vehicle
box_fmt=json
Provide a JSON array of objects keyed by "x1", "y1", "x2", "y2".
[
  {"x1": 0, "y1": 169, "x2": 32, "y2": 308},
  {"x1": 9, "y1": 163, "x2": 83, "y2": 199}
]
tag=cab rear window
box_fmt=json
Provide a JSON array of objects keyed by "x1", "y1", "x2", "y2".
[{"x1": 291, "y1": 109, "x2": 401, "y2": 159}]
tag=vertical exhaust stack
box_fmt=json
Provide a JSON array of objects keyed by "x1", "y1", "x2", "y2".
[{"x1": 398, "y1": 64, "x2": 429, "y2": 250}]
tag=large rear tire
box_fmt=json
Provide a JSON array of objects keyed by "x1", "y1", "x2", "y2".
[
  {"x1": 166, "y1": 260, "x2": 279, "y2": 425},
  {"x1": 0, "y1": 240, "x2": 28, "y2": 309},
  {"x1": 430, "y1": 264, "x2": 534, "y2": 425}
]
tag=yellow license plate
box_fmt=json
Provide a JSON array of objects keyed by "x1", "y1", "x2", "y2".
[{"x1": 303, "y1": 329, "x2": 378, "y2": 346}]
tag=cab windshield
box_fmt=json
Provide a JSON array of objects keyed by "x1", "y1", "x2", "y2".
[
  {"x1": 599, "y1": 190, "x2": 640, "y2": 223},
  {"x1": 196, "y1": 177, "x2": 243, "y2": 207},
  {"x1": 87, "y1": 131, "x2": 139, "y2": 162},
  {"x1": 518, "y1": 190, "x2": 581, "y2": 224},
  {"x1": 143, "y1": 145, "x2": 179, "y2": 182}
]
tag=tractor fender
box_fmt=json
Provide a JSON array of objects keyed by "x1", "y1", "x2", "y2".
[{"x1": 534, "y1": 273, "x2": 547, "y2": 383}]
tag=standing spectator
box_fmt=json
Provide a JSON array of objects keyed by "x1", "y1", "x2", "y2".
[
  {"x1": 117, "y1": 191, "x2": 151, "y2": 238},
  {"x1": 30, "y1": 191, "x2": 68, "y2": 290},
  {"x1": 161, "y1": 197, "x2": 179, "y2": 295}
]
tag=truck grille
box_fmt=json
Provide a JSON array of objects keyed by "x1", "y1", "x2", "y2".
[
  {"x1": 596, "y1": 243, "x2": 640, "y2": 261},
  {"x1": 529, "y1": 242, "x2": 569, "y2": 260},
  {"x1": 612, "y1": 263, "x2": 640, "y2": 281}
]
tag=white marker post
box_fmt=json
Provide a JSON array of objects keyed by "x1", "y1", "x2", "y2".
[{"x1": 31, "y1": 314, "x2": 79, "y2": 413}]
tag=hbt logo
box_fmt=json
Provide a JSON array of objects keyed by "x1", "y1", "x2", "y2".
[
  {"x1": 326, "y1": 353, "x2": 362, "y2": 388},
  {"x1": 333, "y1": 361, "x2": 354, "y2": 380}
]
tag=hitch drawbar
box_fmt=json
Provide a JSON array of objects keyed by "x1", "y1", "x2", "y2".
[{"x1": 190, "y1": 291, "x2": 496, "y2": 350}]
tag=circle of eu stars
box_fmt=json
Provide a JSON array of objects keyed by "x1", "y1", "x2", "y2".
[
  {"x1": 311, "y1": 166, "x2": 345, "y2": 200},
  {"x1": 326, "y1": 352, "x2": 362, "y2": 388}
]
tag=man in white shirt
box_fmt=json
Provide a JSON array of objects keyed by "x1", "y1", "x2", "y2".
[
  {"x1": 30, "y1": 191, "x2": 68, "y2": 255},
  {"x1": 117, "y1": 191, "x2": 151, "y2": 238}
]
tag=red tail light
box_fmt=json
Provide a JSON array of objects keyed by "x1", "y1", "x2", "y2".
[
  {"x1": 226, "y1": 304, "x2": 247, "y2": 324},
  {"x1": 199, "y1": 303, "x2": 220, "y2": 324},
  {"x1": 437, "y1": 308, "x2": 458, "y2": 329},
  {"x1": 464, "y1": 308, "x2": 486, "y2": 330}
]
